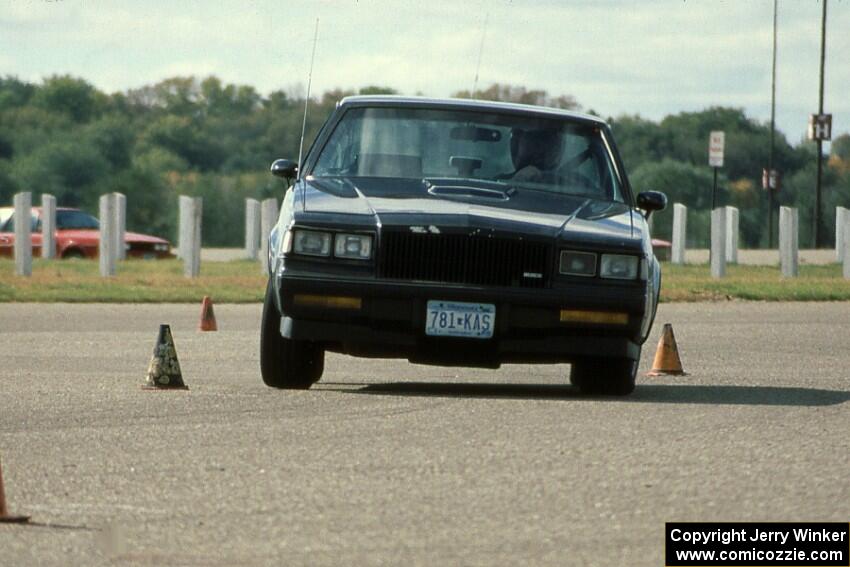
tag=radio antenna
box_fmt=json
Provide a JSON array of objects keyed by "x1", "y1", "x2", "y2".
[
  {"x1": 470, "y1": 12, "x2": 489, "y2": 99},
  {"x1": 297, "y1": 18, "x2": 319, "y2": 181}
]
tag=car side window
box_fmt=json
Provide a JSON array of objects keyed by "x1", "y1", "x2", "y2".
[
  {"x1": 314, "y1": 114, "x2": 360, "y2": 174},
  {"x1": 557, "y1": 134, "x2": 619, "y2": 201},
  {"x1": 56, "y1": 210, "x2": 100, "y2": 230}
]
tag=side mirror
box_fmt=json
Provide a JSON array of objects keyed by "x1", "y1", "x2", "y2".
[
  {"x1": 636, "y1": 191, "x2": 667, "y2": 219},
  {"x1": 270, "y1": 159, "x2": 298, "y2": 180}
]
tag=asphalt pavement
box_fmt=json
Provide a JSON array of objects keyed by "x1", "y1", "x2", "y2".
[{"x1": 1, "y1": 302, "x2": 848, "y2": 566}]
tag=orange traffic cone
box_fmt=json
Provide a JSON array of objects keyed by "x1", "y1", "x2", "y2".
[
  {"x1": 199, "y1": 296, "x2": 217, "y2": 332},
  {"x1": 646, "y1": 323, "x2": 687, "y2": 376},
  {"x1": 0, "y1": 456, "x2": 30, "y2": 523},
  {"x1": 143, "y1": 324, "x2": 189, "y2": 390}
]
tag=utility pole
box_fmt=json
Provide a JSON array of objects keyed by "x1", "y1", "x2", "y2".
[
  {"x1": 814, "y1": 0, "x2": 827, "y2": 248},
  {"x1": 768, "y1": 0, "x2": 778, "y2": 248}
]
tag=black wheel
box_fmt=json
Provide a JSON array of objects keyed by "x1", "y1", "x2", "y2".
[
  {"x1": 63, "y1": 248, "x2": 85, "y2": 259},
  {"x1": 260, "y1": 279, "x2": 325, "y2": 389},
  {"x1": 569, "y1": 356, "x2": 638, "y2": 396}
]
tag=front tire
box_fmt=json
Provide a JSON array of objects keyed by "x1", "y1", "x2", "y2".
[
  {"x1": 62, "y1": 248, "x2": 86, "y2": 259},
  {"x1": 260, "y1": 279, "x2": 325, "y2": 389},
  {"x1": 569, "y1": 356, "x2": 638, "y2": 396}
]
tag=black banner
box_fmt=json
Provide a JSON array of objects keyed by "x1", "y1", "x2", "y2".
[{"x1": 666, "y1": 522, "x2": 849, "y2": 566}]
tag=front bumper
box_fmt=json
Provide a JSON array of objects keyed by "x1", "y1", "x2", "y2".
[{"x1": 275, "y1": 273, "x2": 648, "y2": 367}]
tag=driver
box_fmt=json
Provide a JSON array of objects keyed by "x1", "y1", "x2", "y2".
[{"x1": 501, "y1": 128, "x2": 563, "y2": 183}]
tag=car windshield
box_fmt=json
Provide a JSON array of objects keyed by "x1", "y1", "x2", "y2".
[
  {"x1": 1, "y1": 212, "x2": 38, "y2": 232},
  {"x1": 312, "y1": 106, "x2": 625, "y2": 202},
  {"x1": 57, "y1": 210, "x2": 99, "y2": 230}
]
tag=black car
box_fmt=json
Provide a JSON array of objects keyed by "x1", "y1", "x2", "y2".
[{"x1": 261, "y1": 96, "x2": 666, "y2": 395}]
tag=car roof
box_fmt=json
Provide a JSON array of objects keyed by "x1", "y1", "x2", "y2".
[{"x1": 337, "y1": 95, "x2": 607, "y2": 126}]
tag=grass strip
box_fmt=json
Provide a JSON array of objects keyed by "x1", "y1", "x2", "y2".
[
  {"x1": 0, "y1": 258, "x2": 266, "y2": 303},
  {"x1": 1, "y1": 259, "x2": 849, "y2": 303}
]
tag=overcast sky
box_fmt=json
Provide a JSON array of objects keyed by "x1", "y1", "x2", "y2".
[{"x1": 2, "y1": 0, "x2": 847, "y2": 144}]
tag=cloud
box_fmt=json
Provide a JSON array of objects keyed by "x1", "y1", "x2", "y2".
[{"x1": 0, "y1": 0, "x2": 847, "y2": 139}]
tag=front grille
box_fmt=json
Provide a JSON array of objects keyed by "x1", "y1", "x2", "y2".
[
  {"x1": 378, "y1": 231, "x2": 551, "y2": 288},
  {"x1": 129, "y1": 242, "x2": 156, "y2": 252}
]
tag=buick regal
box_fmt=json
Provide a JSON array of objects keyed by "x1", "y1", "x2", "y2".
[{"x1": 261, "y1": 96, "x2": 666, "y2": 395}]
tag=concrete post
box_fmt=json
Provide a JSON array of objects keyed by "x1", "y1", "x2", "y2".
[
  {"x1": 183, "y1": 197, "x2": 202, "y2": 278},
  {"x1": 779, "y1": 206, "x2": 798, "y2": 278},
  {"x1": 13, "y1": 192, "x2": 32, "y2": 277},
  {"x1": 844, "y1": 215, "x2": 850, "y2": 279},
  {"x1": 836, "y1": 206, "x2": 848, "y2": 263},
  {"x1": 41, "y1": 193, "x2": 56, "y2": 260},
  {"x1": 710, "y1": 207, "x2": 726, "y2": 278},
  {"x1": 178, "y1": 195, "x2": 193, "y2": 260},
  {"x1": 260, "y1": 197, "x2": 279, "y2": 273},
  {"x1": 99, "y1": 193, "x2": 117, "y2": 277},
  {"x1": 671, "y1": 203, "x2": 687, "y2": 265},
  {"x1": 724, "y1": 206, "x2": 739, "y2": 264},
  {"x1": 113, "y1": 192, "x2": 126, "y2": 260},
  {"x1": 245, "y1": 198, "x2": 261, "y2": 261}
]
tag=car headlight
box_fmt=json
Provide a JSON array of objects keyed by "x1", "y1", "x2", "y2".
[
  {"x1": 600, "y1": 254, "x2": 639, "y2": 280},
  {"x1": 559, "y1": 250, "x2": 596, "y2": 277},
  {"x1": 154, "y1": 243, "x2": 169, "y2": 252},
  {"x1": 293, "y1": 230, "x2": 332, "y2": 257},
  {"x1": 334, "y1": 233, "x2": 372, "y2": 260}
]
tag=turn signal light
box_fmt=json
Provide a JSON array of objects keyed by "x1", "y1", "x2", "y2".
[
  {"x1": 293, "y1": 294, "x2": 362, "y2": 310},
  {"x1": 559, "y1": 309, "x2": 628, "y2": 325}
]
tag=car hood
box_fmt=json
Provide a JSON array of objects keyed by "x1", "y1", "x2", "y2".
[
  {"x1": 58, "y1": 229, "x2": 169, "y2": 244},
  {"x1": 125, "y1": 231, "x2": 169, "y2": 244},
  {"x1": 300, "y1": 176, "x2": 639, "y2": 247}
]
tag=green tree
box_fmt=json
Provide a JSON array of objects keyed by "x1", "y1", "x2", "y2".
[
  {"x1": 11, "y1": 135, "x2": 110, "y2": 207},
  {"x1": 0, "y1": 161, "x2": 18, "y2": 204},
  {"x1": 3, "y1": 72, "x2": 839, "y2": 249},
  {"x1": 31, "y1": 75, "x2": 105, "y2": 123},
  {"x1": 452, "y1": 83, "x2": 580, "y2": 110},
  {"x1": 609, "y1": 115, "x2": 672, "y2": 170},
  {"x1": 630, "y1": 159, "x2": 717, "y2": 247},
  {"x1": 357, "y1": 86, "x2": 398, "y2": 95},
  {"x1": 141, "y1": 115, "x2": 225, "y2": 171},
  {"x1": 831, "y1": 134, "x2": 850, "y2": 162},
  {"x1": 107, "y1": 167, "x2": 173, "y2": 239},
  {"x1": 85, "y1": 116, "x2": 135, "y2": 170},
  {"x1": 127, "y1": 76, "x2": 200, "y2": 116},
  {"x1": 0, "y1": 76, "x2": 36, "y2": 111}
]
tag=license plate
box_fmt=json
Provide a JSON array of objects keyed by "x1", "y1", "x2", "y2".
[{"x1": 425, "y1": 301, "x2": 495, "y2": 339}]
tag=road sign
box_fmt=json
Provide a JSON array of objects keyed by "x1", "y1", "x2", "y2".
[
  {"x1": 762, "y1": 168, "x2": 780, "y2": 191},
  {"x1": 708, "y1": 131, "x2": 725, "y2": 168},
  {"x1": 808, "y1": 114, "x2": 832, "y2": 141}
]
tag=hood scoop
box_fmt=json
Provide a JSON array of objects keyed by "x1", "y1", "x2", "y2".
[{"x1": 427, "y1": 184, "x2": 509, "y2": 201}]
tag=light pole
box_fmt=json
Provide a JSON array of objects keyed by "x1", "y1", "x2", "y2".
[
  {"x1": 768, "y1": 0, "x2": 778, "y2": 248},
  {"x1": 814, "y1": 0, "x2": 827, "y2": 248}
]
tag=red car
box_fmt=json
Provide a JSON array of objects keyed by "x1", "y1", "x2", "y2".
[
  {"x1": 0, "y1": 206, "x2": 173, "y2": 259},
  {"x1": 651, "y1": 238, "x2": 671, "y2": 261}
]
